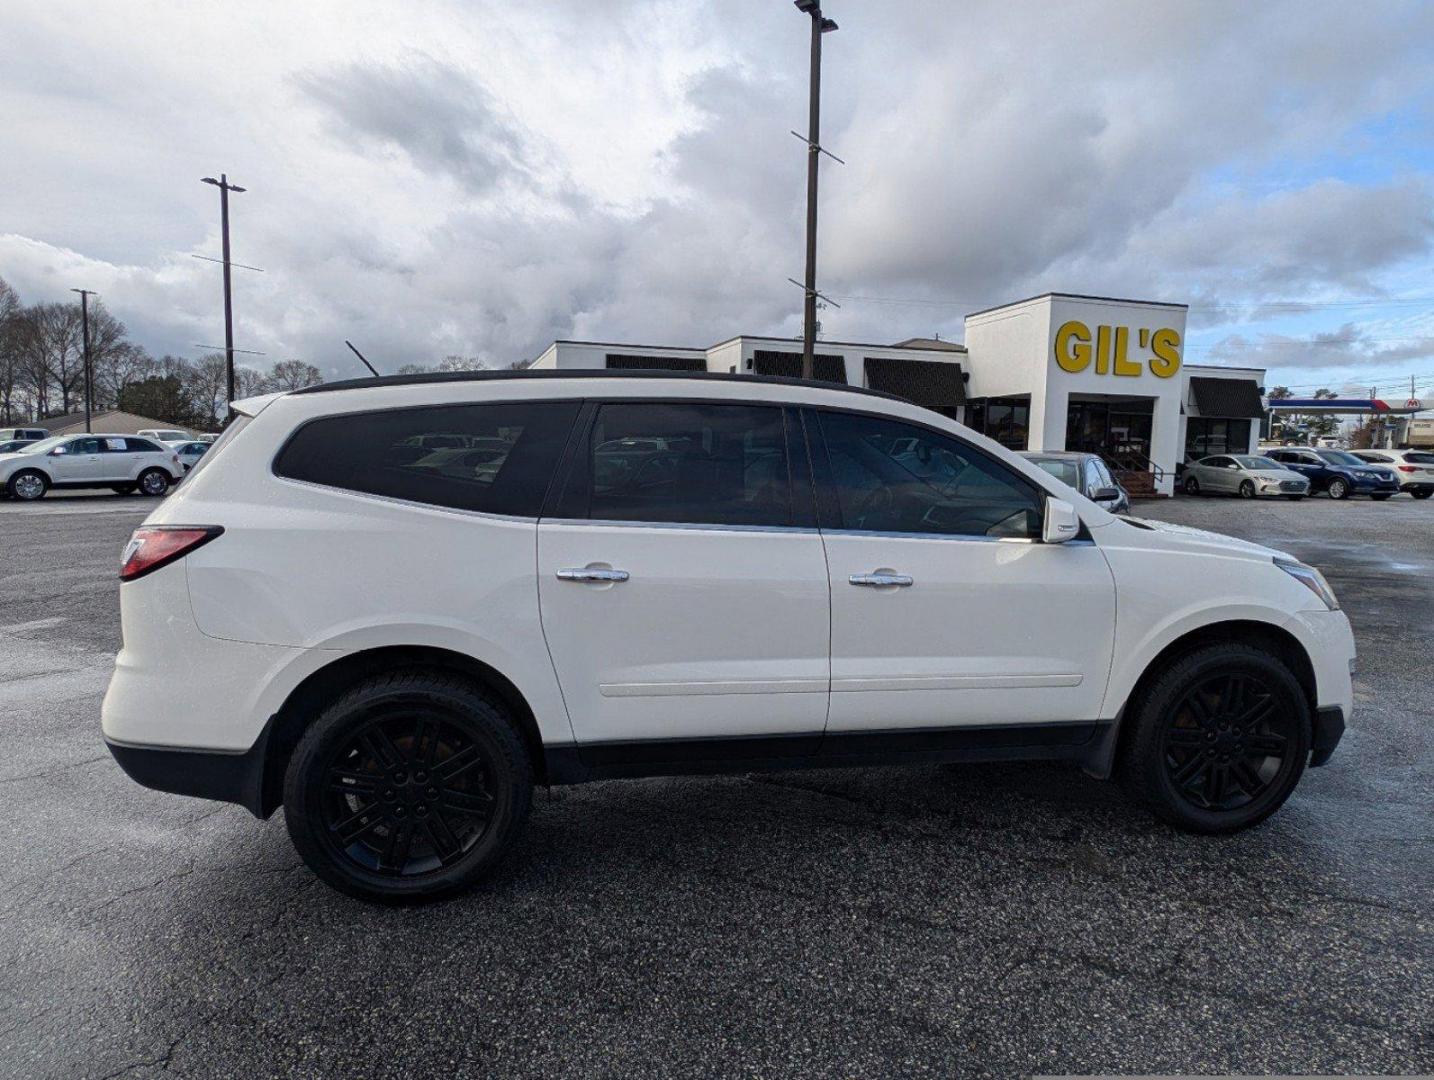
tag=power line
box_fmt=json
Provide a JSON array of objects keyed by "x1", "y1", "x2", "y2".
[{"x1": 823, "y1": 292, "x2": 1434, "y2": 313}]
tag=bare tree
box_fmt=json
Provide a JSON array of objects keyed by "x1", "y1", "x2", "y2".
[
  {"x1": 16, "y1": 302, "x2": 86, "y2": 417},
  {"x1": 181, "y1": 353, "x2": 229, "y2": 429},
  {"x1": 93, "y1": 342, "x2": 156, "y2": 411},
  {"x1": 266, "y1": 359, "x2": 324, "y2": 391},
  {"x1": 0, "y1": 277, "x2": 20, "y2": 422},
  {"x1": 436, "y1": 354, "x2": 487, "y2": 372}
]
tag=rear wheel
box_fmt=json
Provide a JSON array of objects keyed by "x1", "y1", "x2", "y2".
[
  {"x1": 1327, "y1": 477, "x2": 1350, "y2": 500},
  {"x1": 1413, "y1": 489, "x2": 1433, "y2": 500},
  {"x1": 1238, "y1": 480, "x2": 1256, "y2": 499},
  {"x1": 7, "y1": 469, "x2": 48, "y2": 501},
  {"x1": 137, "y1": 468, "x2": 170, "y2": 497},
  {"x1": 1120, "y1": 644, "x2": 1310, "y2": 833},
  {"x1": 1184, "y1": 475, "x2": 1201, "y2": 496},
  {"x1": 283, "y1": 672, "x2": 533, "y2": 903}
]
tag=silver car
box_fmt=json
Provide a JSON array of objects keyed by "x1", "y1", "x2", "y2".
[{"x1": 1182, "y1": 454, "x2": 1309, "y2": 500}]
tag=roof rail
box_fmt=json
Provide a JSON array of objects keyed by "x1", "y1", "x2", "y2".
[{"x1": 290, "y1": 367, "x2": 912, "y2": 405}]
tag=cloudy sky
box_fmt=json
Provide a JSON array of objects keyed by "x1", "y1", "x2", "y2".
[{"x1": 3, "y1": 0, "x2": 1433, "y2": 398}]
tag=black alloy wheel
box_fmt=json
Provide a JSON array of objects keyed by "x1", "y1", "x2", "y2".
[
  {"x1": 1161, "y1": 672, "x2": 1296, "y2": 814},
  {"x1": 1120, "y1": 643, "x2": 1310, "y2": 833},
  {"x1": 1239, "y1": 480, "x2": 1256, "y2": 499},
  {"x1": 1184, "y1": 475, "x2": 1201, "y2": 495},
  {"x1": 285, "y1": 673, "x2": 532, "y2": 902}
]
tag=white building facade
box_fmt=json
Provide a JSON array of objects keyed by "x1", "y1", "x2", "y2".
[{"x1": 530, "y1": 293, "x2": 1267, "y2": 496}]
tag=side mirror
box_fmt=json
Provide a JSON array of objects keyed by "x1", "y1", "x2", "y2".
[
  {"x1": 1042, "y1": 496, "x2": 1081, "y2": 544},
  {"x1": 1227, "y1": 464, "x2": 1239, "y2": 470},
  {"x1": 49, "y1": 446, "x2": 68, "y2": 456},
  {"x1": 1092, "y1": 486, "x2": 1120, "y2": 502}
]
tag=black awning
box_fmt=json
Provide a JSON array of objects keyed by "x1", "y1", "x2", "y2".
[
  {"x1": 752, "y1": 350, "x2": 848, "y2": 384},
  {"x1": 1189, "y1": 377, "x2": 1265, "y2": 419},
  {"x1": 863, "y1": 356, "x2": 967, "y2": 407},
  {"x1": 605, "y1": 353, "x2": 706, "y2": 372}
]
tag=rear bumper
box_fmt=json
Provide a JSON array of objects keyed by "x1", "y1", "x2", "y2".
[
  {"x1": 105, "y1": 722, "x2": 274, "y2": 818},
  {"x1": 1311, "y1": 706, "x2": 1345, "y2": 767}
]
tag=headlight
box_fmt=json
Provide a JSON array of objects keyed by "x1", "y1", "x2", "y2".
[{"x1": 1275, "y1": 557, "x2": 1339, "y2": 611}]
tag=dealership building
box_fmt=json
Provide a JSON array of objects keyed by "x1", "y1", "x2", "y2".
[{"x1": 531, "y1": 293, "x2": 1267, "y2": 496}]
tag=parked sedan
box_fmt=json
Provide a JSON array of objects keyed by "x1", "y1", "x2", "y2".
[
  {"x1": 1349, "y1": 449, "x2": 1434, "y2": 499},
  {"x1": 1182, "y1": 455, "x2": 1309, "y2": 499},
  {"x1": 172, "y1": 440, "x2": 210, "y2": 472},
  {"x1": 1263, "y1": 447, "x2": 1400, "y2": 500},
  {"x1": 1018, "y1": 451, "x2": 1131, "y2": 513}
]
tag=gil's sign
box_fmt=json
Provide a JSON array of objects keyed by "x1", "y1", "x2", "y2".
[{"x1": 1054, "y1": 321, "x2": 1181, "y2": 379}]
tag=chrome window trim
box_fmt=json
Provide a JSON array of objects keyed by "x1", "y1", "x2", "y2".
[{"x1": 538, "y1": 516, "x2": 1096, "y2": 545}]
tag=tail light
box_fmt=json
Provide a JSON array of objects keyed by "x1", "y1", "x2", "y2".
[
  {"x1": 1398, "y1": 465, "x2": 1416, "y2": 472},
  {"x1": 120, "y1": 526, "x2": 224, "y2": 581}
]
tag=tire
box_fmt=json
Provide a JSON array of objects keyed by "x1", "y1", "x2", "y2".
[
  {"x1": 1327, "y1": 477, "x2": 1349, "y2": 500},
  {"x1": 283, "y1": 672, "x2": 533, "y2": 903},
  {"x1": 7, "y1": 469, "x2": 48, "y2": 501},
  {"x1": 1184, "y1": 475, "x2": 1201, "y2": 496},
  {"x1": 1119, "y1": 643, "x2": 1311, "y2": 834},
  {"x1": 1370, "y1": 494, "x2": 1392, "y2": 502},
  {"x1": 1413, "y1": 490, "x2": 1433, "y2": 500},
  {"x1": 1238, "y1": 480, "x2": 1256, "y2": 499},
  {"x1": 111, "y1": 484, "x2": 136, "y2": 496},
  {"x1": 137, "y1": 468, "x2": 171, "y2": 497}
]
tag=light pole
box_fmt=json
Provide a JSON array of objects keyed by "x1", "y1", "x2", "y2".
[
  {"x1": 201, "y1": 174, "x2": 246, "y2": 415},
  {"x1": 794, "y1": 0, "x2": 838, "y2": 381},
  {"x1": 70, "y1": 288, "x2": 96, "y2": 432}
]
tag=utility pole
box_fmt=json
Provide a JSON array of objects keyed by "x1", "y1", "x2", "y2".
[
  {"x1": 794, "y1": 1, "x2": 838, "y2": 381},
  {"x1": 70, "y1": 288, "x2": 96, "y2": 432},
  {"x1": 201, "y1": 174, "x2": 246, "y2": 416}
]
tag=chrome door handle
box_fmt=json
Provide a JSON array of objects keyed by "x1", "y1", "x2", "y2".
[
  {"x1": 849, "y1": 572, "x2": 913, "y2": 587},
  {"x1": 556, "y1": 568, "x2": 630, "y2": 583}
]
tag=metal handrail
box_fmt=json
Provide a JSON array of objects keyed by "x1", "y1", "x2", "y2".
[{"x1": 1101, "y1": 450, "x2": 1166, "y2": 484}]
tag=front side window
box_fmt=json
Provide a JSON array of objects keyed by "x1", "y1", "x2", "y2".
[
  {"x1": 274, "y1": 401, "x2": 579, "y2": 516},
  {"x1": 68, "y1": 437, "x2": 102, "y2": 455},
  {"x1": 583, "y1": 402, "x2": 791, "y2": 527},
  {"x1": 817, "y1": 410, "x2": 1041, "y2": 538}
]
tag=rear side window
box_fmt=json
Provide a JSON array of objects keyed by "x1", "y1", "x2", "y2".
[
  {"x1": 1405, "y1": 452, "x2": 1434, "y2": 464},
  {"x1": 124, "y1": 438, "x2": 164, "y2": 453},
  {"x1": 580, "y1": 402, "x2": 792, "y2": 527},
  {"x1": 274, "y1": 401, "x2": 579, "y2": 516}
]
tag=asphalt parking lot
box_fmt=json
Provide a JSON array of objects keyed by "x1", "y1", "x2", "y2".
[{"x1": 1, "y1": 490, "x2": 1430, "y2": 1078}]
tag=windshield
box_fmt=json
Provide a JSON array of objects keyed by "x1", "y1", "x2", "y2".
[
  {"x1": 1316, "y1": 450, "x2": 1365, "y2": 467},
  {"x1": 15, "y1": 436, "x2": 69, "y2": 455},
  {"x1": 1028, "y1": 459, "x2": 1080, "y2": 487},
  {"x1": 1234, "y1": 455, "x2": 1276, "y2": 469}
]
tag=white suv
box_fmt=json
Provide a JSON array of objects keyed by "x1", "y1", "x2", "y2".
[
  {"x1": 103, "y1": 372, "x2": 1355, "y2": 902},
  {"x1": 1, "y1": 434, "x2": 180, "y2": 500}
]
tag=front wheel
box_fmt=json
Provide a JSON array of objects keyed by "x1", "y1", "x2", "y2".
[
  {"x1": 7, "y1": 469, "x2": 48, "y2": 501},
  {"x1": 137, "y1": 468, "x2": 171, "y2": 497},
  {"x1": 283, "y1": 673, "x2": 533, "y2": 903},
  {"x1": 1119, "y1": 644, "x2": 1310, "y2": 833},
  {"x1": 1184, "y1": 476, "x2": 1201, "y2": 496},
  {"x1": 1238, "y1": 480, "x2": 1256, "y2": 499},
  {"x1": 1327, "y1": 478, "x2": 1350, "y2": 500}
]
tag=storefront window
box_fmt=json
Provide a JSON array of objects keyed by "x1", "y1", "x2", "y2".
[
  {"x1": 1185, "y1": 418, "x2": 1251, "y2": 461},
  {"x1": 963, "y1": 397, "x2": 1029, "y2": 450}
]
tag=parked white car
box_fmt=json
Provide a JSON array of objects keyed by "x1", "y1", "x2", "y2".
[
  {"x1": 1182, "y1": 454, "x2": 1309, "y2": 499},
  {"x1": 1349, "y1": 449, "x2": 1434, "y2": 499},
  {"x1": 104, "y1": 372, "x2": 1354, "y2": 901},
  {"x1": 1, "y1": 434, "x2": 181, "y2": 500},
  {"x1": 137, "y1": 428, "x2": 192, "y2": 444}
]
